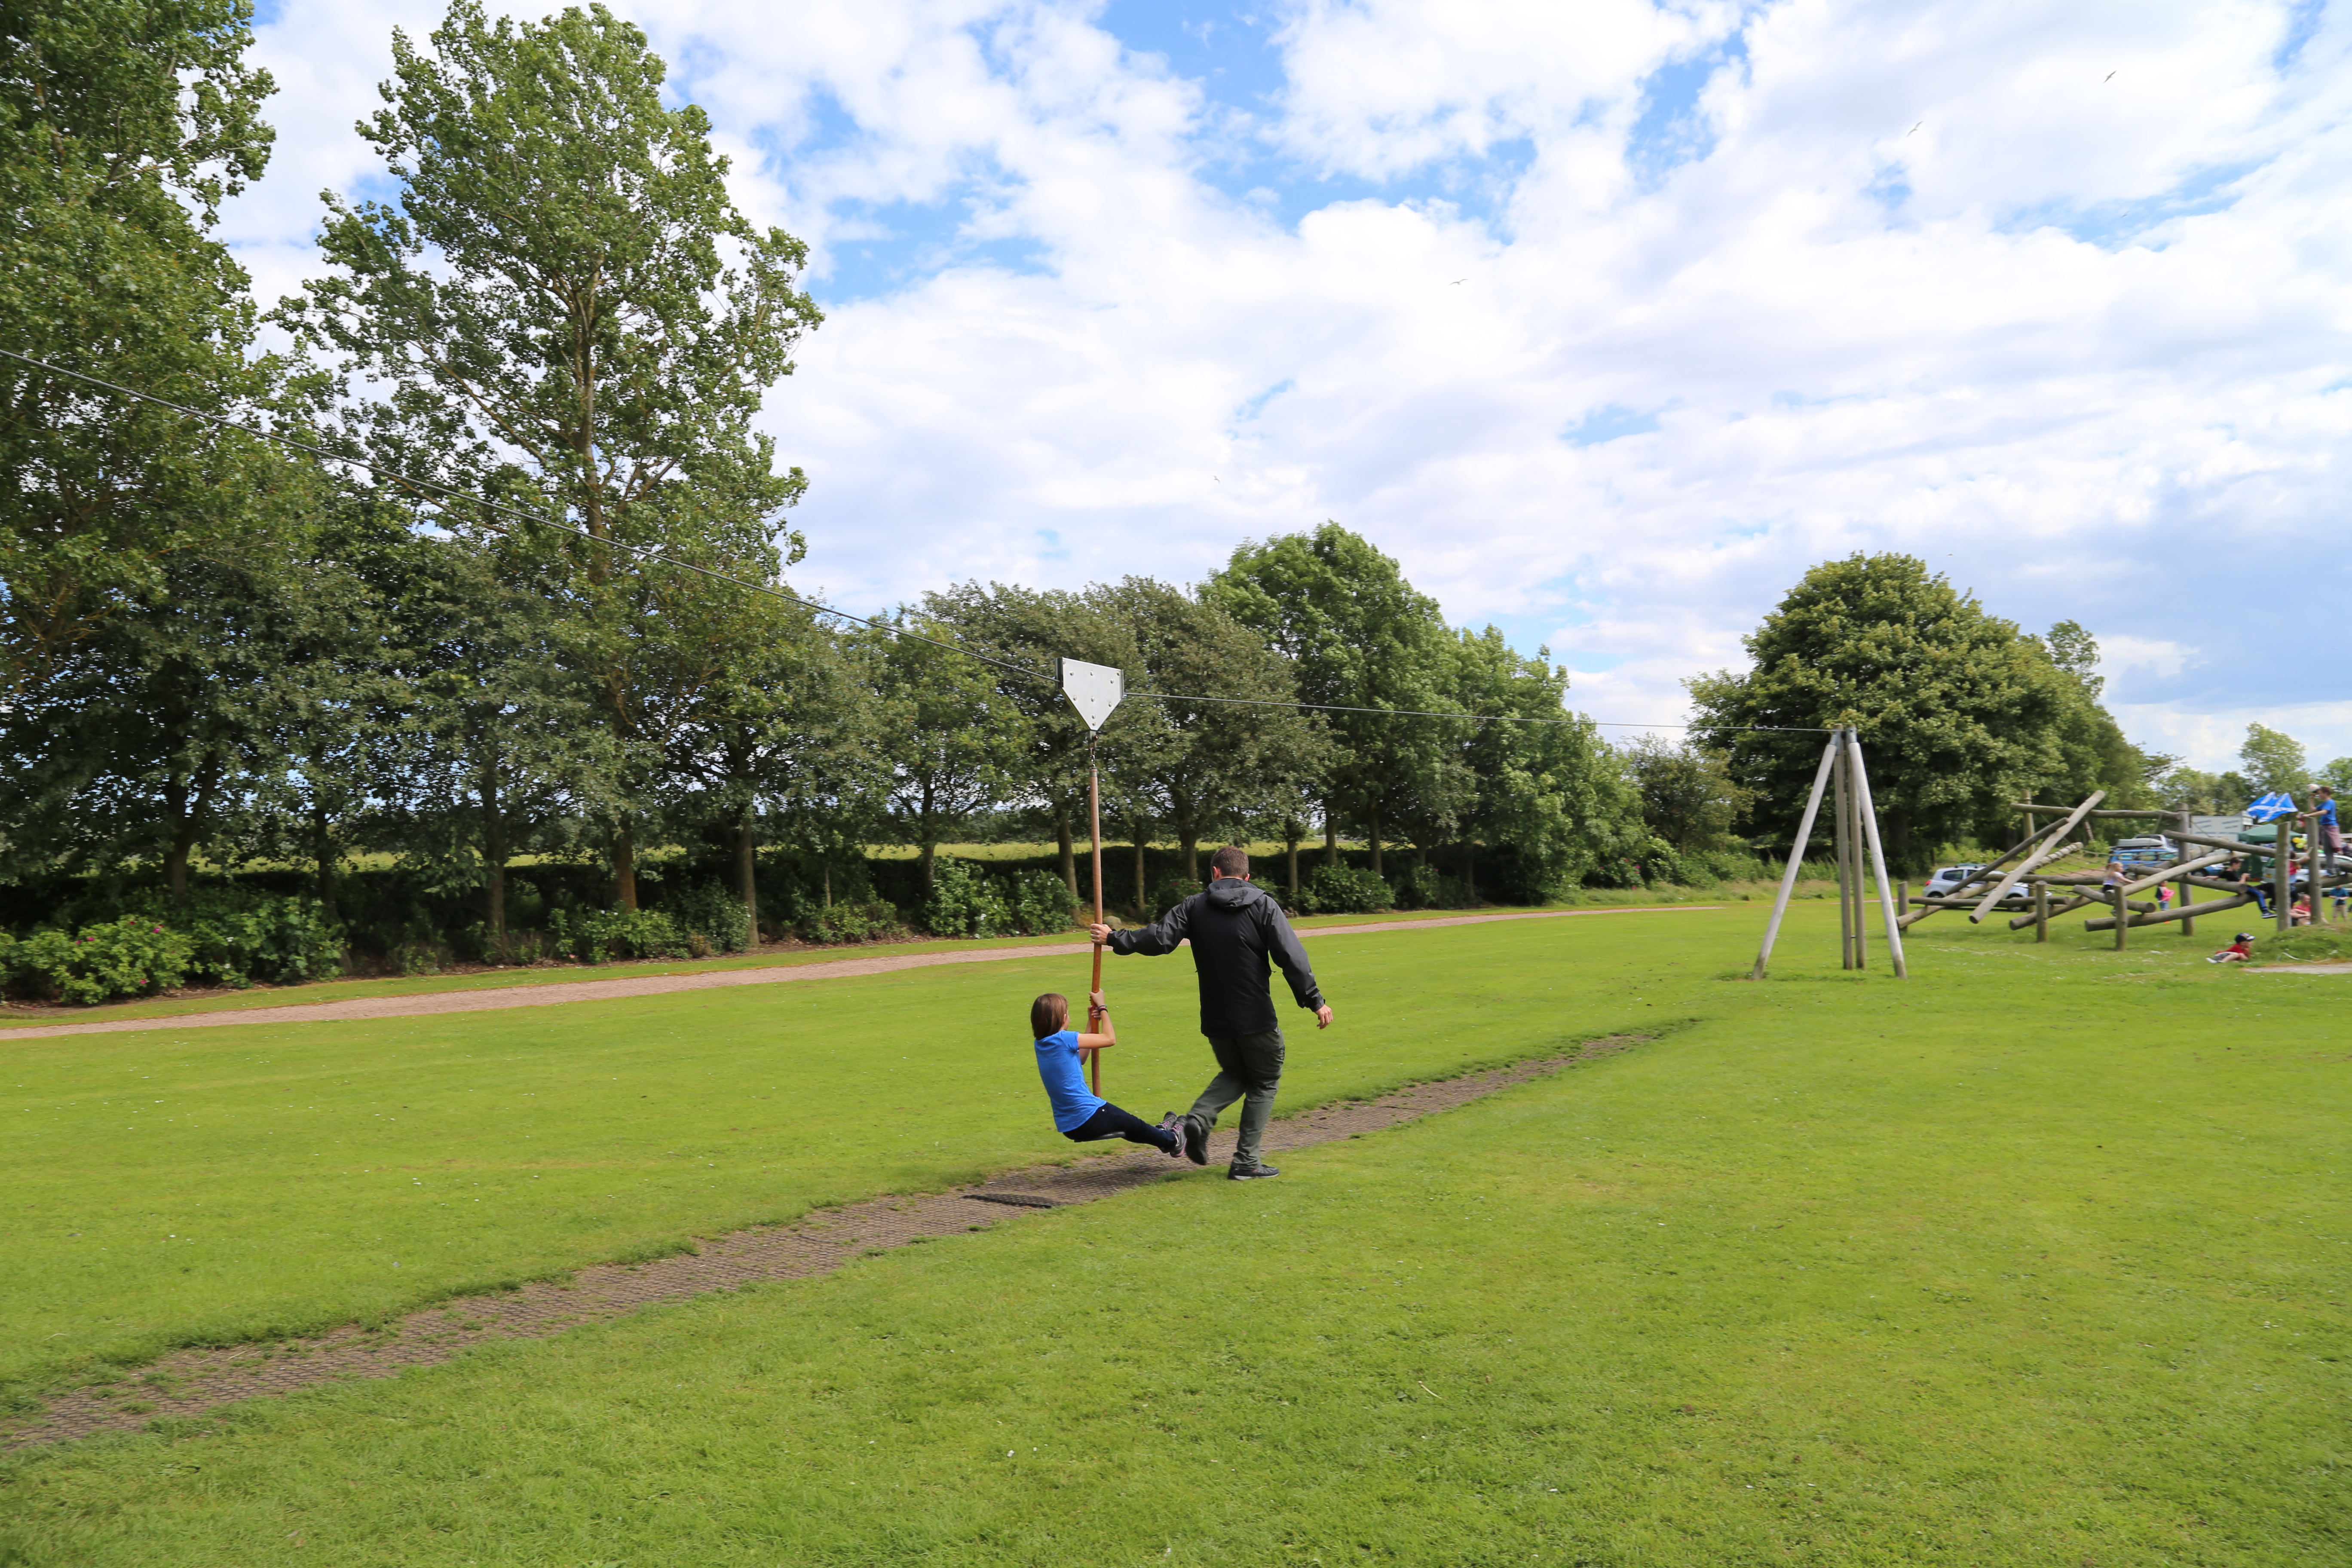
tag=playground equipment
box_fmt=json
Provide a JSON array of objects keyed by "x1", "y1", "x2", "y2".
[
  {"x1": 1752, "y1": 727, "x2": 1907, "y2": 980},
  {"x1": 1898, "y1": 793, "x2": 2346, "y2": 948}
]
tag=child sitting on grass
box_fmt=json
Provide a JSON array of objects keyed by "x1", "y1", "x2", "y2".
[
  {"x1": 1032, "y1": 991, "x2": 1184, "y2": 1157},
  {"x1": 2208, "y1": 931, "x2": 2256, "y2": 964}
]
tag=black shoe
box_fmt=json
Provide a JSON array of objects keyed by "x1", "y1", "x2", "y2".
[
  {"x1": 1180, "y1": 1118, "x2": 1209, "y2": 1166},
  {"x1": 1155, "y1": 1112, "x2": 1185, "y2": 1159},
  {"x1": 1228, "y1": 1163, "x2": 1280, "y2": 1181}
]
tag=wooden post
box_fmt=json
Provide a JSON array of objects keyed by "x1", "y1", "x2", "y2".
[
  {"x1": 1086, "y1": 739, "x2": 1106, "y2": 1095},
  {"x1": 2113, "y1": 881, "x2": 2128, "y2": 950},
  {"x1": 1834, "y1": 735, "x2": 1860, "y2": 969},
  {"x1": 2034, "y1": 881, "x2": 2049, "y2": 942},
  {"x1": 2307, "y1": 812, "x2": 2326, "y2": 927},
  {"x1": 1751, "y1": 735, "x2": 1839, "y2": 980},
  {"x1": 2177, "y1": 811, "x2": 2195, "y2": 937},
  {"x1": 1846, "y1": 729, "x2": 1907, "y2": 979},
  {"x1": 2274, "y1": 819, "x2": 2292, "y2": 936}
]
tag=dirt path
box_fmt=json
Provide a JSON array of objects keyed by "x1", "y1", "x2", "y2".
[
  {"x1": 2, "y1": 1035, "x2": 1649, "y2": 1448},
  {"x1": 0, "y1": 906, "x2": 1719, "y2": 1041}
]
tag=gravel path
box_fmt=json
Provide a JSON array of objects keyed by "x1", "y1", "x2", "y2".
[
  {"x1": 3, "y1": 1035, "x2": 1650, "y2": 1448},
  {"x1": 0, "y1": 905, "x2": 1718, "y2": 1041}
]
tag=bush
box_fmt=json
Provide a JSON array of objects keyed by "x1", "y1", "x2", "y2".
[
  {"x1": 2, "y1": 918, "x2": 194, "y2": 1005},
  {"x1": 122, "y1": 889, "x2": 344, "y2": 988},
  {"x1": 1006, "y1": 869, "x2": 1078, "y2": 936},
  {"x1": 1147, "y1": 871, "x2": 1201, "y2": 919},
  {"x1": 1297, "y1": 864, "x2": 1392, "y2": 915},
  {"x1": 548, "y1": 908, "x2": 686, "y2": 964},
  {"x1": 664, "y1": 881, "x2": 751, "y2": 955},
  {"x1": 799, "y1": 900, "x2": 902, "y2": 945},
  {"x1": 921, "y1": 858, "x2": 1013, "y2": 938}
]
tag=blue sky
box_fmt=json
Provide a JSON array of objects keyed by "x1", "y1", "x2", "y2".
[{"x1": 230, "y1": 0, "x2": 2352, "y2": 770}]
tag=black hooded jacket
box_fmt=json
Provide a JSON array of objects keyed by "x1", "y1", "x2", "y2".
[{"x1": 1107, "y1": 876, "x2": 1325, "y2": 1038}]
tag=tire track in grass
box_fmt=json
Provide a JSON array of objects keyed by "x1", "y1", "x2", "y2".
[{"x1": 3, "y1": 1036, "x2": 1651, "y2": 1449}]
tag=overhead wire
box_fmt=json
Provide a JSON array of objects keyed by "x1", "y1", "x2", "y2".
[{"x1": 1, "y1": 345, "x2": 1831, "y2": 735}]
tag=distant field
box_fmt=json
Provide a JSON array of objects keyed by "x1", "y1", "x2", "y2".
[{"x1": 5, "y1": 901, "x2": 2344, "y2": 1565}]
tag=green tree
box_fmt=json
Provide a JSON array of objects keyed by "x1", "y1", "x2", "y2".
[
  {"x1": 1204, "y1": 524, "x2": 1457, "y2": 876},
  {"x1": 284, "y1": 0, "x2": 821, "y2": 910},
  {"x1": 920, "y1": 582, "x2": 1153, "y2": 902},
  {"x1": 1442, "y1": 628, "x2": 1638, "y2": 900},
  {"x1": 2239, "y1": 723, "x2": 2312, "y2": 798},
  {"x1": 1091, "y1": 578, "x2": 1330, "y2": 883},
  {"x1": 1687, "y1": 554, "x2": 2076, "y2": 873},
  {"x1": 1620, "y1": 735, "x2": 1751, "y2": 856},
  {"x1": 868, "y1": 612, "x2": 1027, "y2": 893},
  {"x1": 0, "y1": 0, "x2": 287, "y2": 708},
  {"x1": 660, "y1": 602, "x2": 879, "y2": 938},
  {"x1": 368, "y1": 520, "x2": 606, "y2": 952}
]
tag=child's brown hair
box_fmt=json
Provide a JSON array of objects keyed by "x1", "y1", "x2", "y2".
[{"x1": 1030, "y1": 992, "x2": 1070, "y2": 1038}]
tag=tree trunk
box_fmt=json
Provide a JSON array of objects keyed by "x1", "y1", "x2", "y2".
[
  {"x1": 1368, "y1": 798, "x2": 1384, "y2": 877},
  {"x1": 737, "y1": 808, "x2": 759, "y2": 943},
  {"x1": 1285, "y1": 821, "x2": 1301, "y2": 900},
  {"x1": 613, "y1": 820, "x2": 638, "y2": 910},
  {"x1": 1057, "y1": 804, "x2": 1077, "y2": 899},
  {"x1": 1465, "y1": 839, "x2": 1478, "y2": 903},
  {"x1": 1132, "y1": 822, "x2": 1147, "y2": 915},
  {"x1": 919, "y1": 839, "x2": 937, "y2": 893},
  {"x1": 1181, "y1": 830, "x2": 1200, "y2": 883},
  {"x1": 1324, "y1": 803, "x2": 1339, "y2": 866},
  {"x1": 480, "y1": 758, "x2": 505, "y2": 949},
  {"x1": 162, "y1": 773, "x2": 195, "y2": 905},
  {"x1": 312, "y1": 796, "x2": 337, "y2": 921}
]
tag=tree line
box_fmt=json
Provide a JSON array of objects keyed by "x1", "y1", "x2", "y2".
[{"x1": 3, "y1": 3, "x2": 2294, "y2": 998}]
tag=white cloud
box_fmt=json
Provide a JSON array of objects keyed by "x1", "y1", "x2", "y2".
[{"x1": 225, "y1": 0, "x2": 2352, "y2": 772}]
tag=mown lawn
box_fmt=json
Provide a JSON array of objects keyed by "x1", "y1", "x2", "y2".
[
  {"x1": 0, "y1": 907, "x2": 1695, "y2": 1397},
  {"x1": 3, "y1": 902, "x2": 2347, "y2": 1565}
]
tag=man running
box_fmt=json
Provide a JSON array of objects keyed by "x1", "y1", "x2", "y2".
[{"x1": 1087, "y1": 845, "x2": 1333, "y2": 1181}]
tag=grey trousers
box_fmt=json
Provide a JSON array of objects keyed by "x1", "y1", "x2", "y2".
[{"x1": 1186, "y1": 1028, "x2": 1284, "y2": 1170}]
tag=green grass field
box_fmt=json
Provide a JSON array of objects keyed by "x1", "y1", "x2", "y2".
[{"x1": 3, "y1": 901, "x2": 2347, "y2": 1565}]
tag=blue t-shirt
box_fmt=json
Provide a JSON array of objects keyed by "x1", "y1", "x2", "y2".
[
  {"x1": 2318, "y1": 799, "x2": 2339, "y2": 827},
  {"x1": 1034, "y1": 1029, "x2": 1105, "y2": 1132}
]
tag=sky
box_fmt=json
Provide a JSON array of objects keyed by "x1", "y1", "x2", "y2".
[{"x1": 225, "y1": 0, "x2": 2352, "y2": 771}]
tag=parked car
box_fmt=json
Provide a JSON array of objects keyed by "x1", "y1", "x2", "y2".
[
  {"x1": 2110, "y1": 836, "x2": 2176, "y2": 867},
  {"x1": 1923, "y1": 864, "x2": 2033, "y2": 907}
]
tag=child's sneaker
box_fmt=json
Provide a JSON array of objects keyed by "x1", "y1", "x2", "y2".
[
  {"x1": 1156, "y1": 1112, "x2": 1185, "y2": 1158},
  {"x1": 1228, "y1": 1164, "x2": 1281, "y2": 1181}
]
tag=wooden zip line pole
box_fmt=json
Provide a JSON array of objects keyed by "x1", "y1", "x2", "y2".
[
  {"x1": 1752, "y1": 728, "x2": 1907, "y2": 981},
  {"x1": 1752, "y1": 734, "x2": 1838, "y2": 980},
  {"x1": 1846, "y1": 728, "x2": 1908, "y2": 979},
  {"x1": 1086, "y1": 738, "x2": 1106, "y2": 1095},
  {"x1": 1057, "y1": 656, "x2": 1126, "y2": 1095}
]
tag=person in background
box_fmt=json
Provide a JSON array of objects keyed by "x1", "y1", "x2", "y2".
[
  {"x1": 2312, "y1": 786, "x2": 2343, "y2": 858},
  {"x1": 2209, "y1": 931, "x2": 2256, "y2": 964}
]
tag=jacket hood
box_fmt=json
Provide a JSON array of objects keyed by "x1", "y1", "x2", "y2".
[{"x1": 1205, "y1": 876, "x2": 1271, "y2": 911}]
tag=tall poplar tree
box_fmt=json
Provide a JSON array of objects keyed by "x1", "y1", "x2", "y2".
[{"x1": 285, "y1": 0, "x2": 821, "y2": 910}]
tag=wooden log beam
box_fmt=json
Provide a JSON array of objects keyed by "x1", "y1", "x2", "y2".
[
  {"x1": 1899, "y1": 811, "x2": 2086, "y2": 927},
  {"x1": 2011, "y1": 805, "x2": 2184, "y2": 818},
  {"x1": 2082, "y1": 891, "x2": 2258, "y2": 931},
  {"x1": 2008, "y1": 892, "x2": 2101, "y2": 930},
  {"x1": 1969, "y1": 790, "x2": 2106, "y2": 922}
]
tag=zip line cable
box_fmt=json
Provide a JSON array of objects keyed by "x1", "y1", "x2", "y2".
[{"x1": 1, "y1": 346, "x2": 1833, "y2": 735}]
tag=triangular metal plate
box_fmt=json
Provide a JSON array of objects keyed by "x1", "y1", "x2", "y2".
[{"x1": 1058, "y1": 657, "x2": 1124, "y2": 732}]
